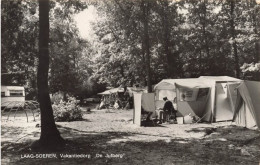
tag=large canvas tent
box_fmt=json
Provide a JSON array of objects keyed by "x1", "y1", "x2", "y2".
[
  {"x1": 154, "y1": 78, "x2": 212, "y2": 120},
  {"x1": 198, "y1": 76, "x2": 242, "y2": 122},
  {"x1": 231, "y1": 81, "x2": 260, "y2": 130},
  {"x1": 154, "y1": 76, "x2": 242, "y2": 122}
]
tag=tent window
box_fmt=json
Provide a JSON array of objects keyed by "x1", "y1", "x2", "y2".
[
  {"x1": 197, "y1": 88, "x2": 209, "y2": 100},
  {"x1": 9, "y1": 90, "x2": 23, "y2": 96},
  {"x1": 1, "y1": 92, "x2": 5, "y2": 97},
  {"x1": 179, "y1": 88, "x2": 199, "y2": 101},
  {"x1": 158, "y1": 90, "x2": 175, "y2": 100}
]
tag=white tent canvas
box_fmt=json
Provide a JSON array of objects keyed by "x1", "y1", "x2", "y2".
[
  {"x1": 232, "y1": 81, "x2": 260, "y2": 130},
  {"x1": 133, "y1": 93, "x2": 142, "y2": 126},
  {"x1": 198, "y1": 76, "x2": 242, "y2": 122},
  {"x1": 133, "y1": 93, "x2": 155, "y2": 126}
]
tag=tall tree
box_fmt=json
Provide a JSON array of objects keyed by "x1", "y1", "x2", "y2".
[
  {"x1": 1, "y1": 0, "x2": 39, "y2": 99},
  {"x1": 91, "y1": 0, "x2": 157, "y2": 89},
  {"x1": 156, "y1": 0, "x2": 176, "y2": 78},
  {"x1": 31, "y1": 0, "x2": 64, "y2": 151},
  {"x1": 180, "y1": 0, "x2": 216, "y2": 76},
  {"x1": 48, "y1": 0, "x2": 88, "y2": 95},
  {"x1": 141, "y1": 0, "x2": 152, "y2": 92},
  {"x1": 248, "y1": 0, "x2": 260, "y2": 61},
  {"x1": 90, "y1": 0, "x2": 260, "y2": 84},
  {"x1": 229, "y1": 0, "x2": 240, "y2": 77},
  {"x1": 1, "y1": 0, "x2": 88, "y2": 100}
]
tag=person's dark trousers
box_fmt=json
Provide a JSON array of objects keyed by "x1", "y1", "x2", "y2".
[
  {"x1": 159, "y1": 111, "x2": 164, "y2": 123},
  {"x1": 172, "y1": 110, "x2": 177, "y2": 120},
  {"x1": 162, "y1": 111, "x2": 169, "y2": 123}
]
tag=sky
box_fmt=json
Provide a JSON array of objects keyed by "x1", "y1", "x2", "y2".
[
  {"x1": 74, "y1": 5, "x2": 98, "y2": 39},
  {"x1": 75, "y1": 1, "x2": 260, "y2": 39}
]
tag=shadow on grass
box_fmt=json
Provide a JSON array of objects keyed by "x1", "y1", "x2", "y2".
[
  {"x1": 185, "y1": 125, "x2": 251, "y2": 134},
  {"x1": 1, "y1": 125, "x2": 25, "y2": 136},
  {"x1": 56, "y1": 118, "x2": 92, "y2": 123},
  {"x1": 1, "y1": 124, "x2": 260, "y2": 165}
]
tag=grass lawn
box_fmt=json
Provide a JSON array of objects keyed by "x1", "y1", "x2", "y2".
[{"x1": 1, "y1": 106, "x2": 260, "y2": 165}]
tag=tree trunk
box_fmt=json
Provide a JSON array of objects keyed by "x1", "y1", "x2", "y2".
[
  {"x1": 31, "y1": 0, "x2": 64, "y2": 151},
  {"x1": 202, "y1": 1, "x2": 211, "y2": 74},
  {"x1": 199, "y1": 50, "x2": 204, "y2": 75},
  {"x1": 141, "y1": 41, "x2": 147, "y2": 86},
  {"x1": 161, "y1": 0, "x2": 174, "y2": 78},
  {"x1": 230, "y1": 0, "x2": 240, "y2": 78},
  {"x1": 256, "y1": 41, "x2": 260, "y2": 62},
  {"x1": 63, "y1": 92, "x2": 68, "y2": 102},
  {"x1": 141, "y1": 0, "x2": 152, "y2": 93},
  {"x1": 252, "y1": 0, "x2": 260, "y2": 62}
]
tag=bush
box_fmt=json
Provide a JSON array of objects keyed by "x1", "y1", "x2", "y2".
[
  {"x1": 241, "y1": 62, "x2": 260, "y2": 81},
  {"x1": 51, "y1": 92, "x2": 64, "y2": 104},
  {"x1": 53, "y1": 97, "x2": 83, "y2": 122}
]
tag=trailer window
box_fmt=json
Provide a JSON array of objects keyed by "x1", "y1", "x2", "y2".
[
  {"x1": 1, "y1": 92, "x2": 5, "y2": 97},
  {"x1": 9, "y1": 90, "x2": 23, "y2": 96}
]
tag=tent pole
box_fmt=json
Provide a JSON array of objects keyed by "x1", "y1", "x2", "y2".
[
  {"x1": 227, "y1": 82, "x2": 234, "y2": 125},
  {"x1": 212, "y1": 85, "x2": 216, "y2": 123},
  {"x1": 227, "y1": 82, "x2": 235, "y2": 112},
  {"x1": 244, "y1": 103, "x2": 246, "y2": 127}
]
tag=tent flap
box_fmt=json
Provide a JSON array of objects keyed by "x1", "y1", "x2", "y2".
[{"x1": 234, "y1": 81, "x2": 260, "y2": 129}]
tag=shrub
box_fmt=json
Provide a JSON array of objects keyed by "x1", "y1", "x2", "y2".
[
  {"x1": 51, "y1": 92, "x2": 64, "y2": 104},
  {"x1": 241, "y1": 62, "x2": 260, "y2": 81},
  {"x1": 53, "y1": 97, "x2": 83, "y2": 122}
]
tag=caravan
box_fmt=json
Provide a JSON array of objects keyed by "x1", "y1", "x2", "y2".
[{"x1": 1, "y1": 86, "x2": 25, "y2": 102}]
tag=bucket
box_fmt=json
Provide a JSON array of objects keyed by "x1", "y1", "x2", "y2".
[
  {"x1": 184, "y1": 115, "x2": 193, "y2": 124},
  {"x1": 176, "y1": 117, "x2": 183, "y2": 124}
]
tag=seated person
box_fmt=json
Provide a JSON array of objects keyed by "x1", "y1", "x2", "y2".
[
  {"x1": 155, "y1": 109, "x2": 163, "y2": 122},
  {"x1": 158, "y1": 97, "x2": 177, "y2": 124}
]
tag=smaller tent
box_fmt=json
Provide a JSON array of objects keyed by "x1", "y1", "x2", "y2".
[
  {"x1": 97, "y1": 87, "x2": 125, "y2": 108},
  {"x1": 232, "y1": 81, "x2": 260, "y2": 130}
]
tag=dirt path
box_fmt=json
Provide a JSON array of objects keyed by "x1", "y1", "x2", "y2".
[{"x1": 1, "y1": 108, "x2": 260, "y2": 165}]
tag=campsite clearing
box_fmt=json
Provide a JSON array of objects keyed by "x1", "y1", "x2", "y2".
[{"x1": 1, "y1": 107, "x2": 260, "y2": 165}]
